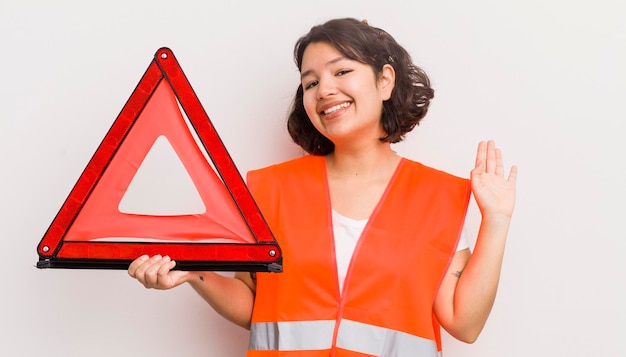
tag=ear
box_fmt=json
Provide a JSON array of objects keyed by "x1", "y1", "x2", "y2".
[{"x1": 378, "y1": 64, "x2": 396, "y2": 101}]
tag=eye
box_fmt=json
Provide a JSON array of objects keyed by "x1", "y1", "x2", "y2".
[
  {"x1": 304, "y1": 80, "x2": 318, "y2": 90},
  {"x1": 336, "y1": 69, "x2": 352, "y2": 77}
]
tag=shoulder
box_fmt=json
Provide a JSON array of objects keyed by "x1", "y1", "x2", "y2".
[
  {"x1": 246, "y1": 155, "x2": 325, "y2": 209},
  {"x1": 398, "y1": 159, "x2": 471, "y2": 207},
  {"x1": 248, "y1": 155, "x2": 323, "y2": 180},
  {"x1": 401, "y1": 158, "x2": 468, "y2": 184},
  {"x1": 246, "y1": 155, "x2": 324, "y2": 189}
]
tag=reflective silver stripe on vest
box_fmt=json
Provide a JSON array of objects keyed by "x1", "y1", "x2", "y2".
[
  {"x1": 250, "y1": 319, "x2": 440, "y2": 356},
  {"x1": 249, "y1": 320, "x2": 335, "y2": 350},
  {"x1": 336, "y1": 319, "x2": 440, "y2": 356}
]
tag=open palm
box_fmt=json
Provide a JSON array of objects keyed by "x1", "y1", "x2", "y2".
[{"x1": 470, "y1": 140, "x2": 518, "y2": 218}]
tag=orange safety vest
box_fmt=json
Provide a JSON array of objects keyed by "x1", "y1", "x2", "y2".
[{"x1": 246, "y1": 155, "x2": 470, "y2": 356}]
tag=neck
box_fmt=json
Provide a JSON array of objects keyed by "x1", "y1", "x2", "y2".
[{"x1": 326, "y1": 142, "x2": 401, "y2": 179}]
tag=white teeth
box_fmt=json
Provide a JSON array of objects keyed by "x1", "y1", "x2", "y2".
[{"x1": 323, "y1": 102, "x2": 350, "y2": 115}]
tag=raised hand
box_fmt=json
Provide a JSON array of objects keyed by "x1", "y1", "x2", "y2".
[
  {"x1": 434, "y1": 141, "x2": 518, "y2": 341},
  {"x1": 470, "y1": 140, "x2": 518, "y2": 219},
  {"x1": 128, "y1": 255, "x2": 191, "y2": 290}
]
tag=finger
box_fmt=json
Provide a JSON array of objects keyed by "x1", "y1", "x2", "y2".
[
  {"x1": 495, "y1": 148, "x2": 504, "y2": 176},
  {"x1": 507, "y1": 165, "x2": 519, "y2": 185},
  {"x1": 128, "y1": 255, "x2": 149, "y2": 278},
  {"x1": 158, "y1": 256, "x2": 176, "y2": 277},
  {"x1": 155, "y1": 256, "x2": 177, "y2": 288},
  {"x1": 157, "y1": 257, "x2": 181, "y2": 289},
  {"x1": 135, "y1": 255, "x2": 162, "y2": 287},
  {"x1": 474, "y1": 141, "x2": 486, "y2": 169},
  {"x1": 143, "y1": 256, "x2": 166, "y2": 288},
  {"x1": 485, "y1": 140, "x2": 496, "y2": 173}
]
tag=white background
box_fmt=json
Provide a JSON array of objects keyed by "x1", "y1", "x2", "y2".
[{"x1": 2, "y1": 0, "x2": 626, "y2": 356}]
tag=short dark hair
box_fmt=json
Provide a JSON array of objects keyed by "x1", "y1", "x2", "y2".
[{"x1": 287, "y1": 18, "x2": 435, "y2": 155}]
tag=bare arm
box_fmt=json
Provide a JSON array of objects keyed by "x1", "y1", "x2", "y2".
[
  {"x1": 433, "y1": 140, "x2": 517, "y2": 343},
  {"x1": 188, "y1": 271, "x2": 255, "y2": 329},
  {"x1": 128, "y1": 255, "x2": 256, "y2": 329}
]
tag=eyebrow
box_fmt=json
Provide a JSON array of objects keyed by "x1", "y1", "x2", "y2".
[{"x1": 300, "y1": 56, "x2": 349, "y2": 80}]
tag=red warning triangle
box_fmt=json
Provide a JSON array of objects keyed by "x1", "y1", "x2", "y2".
[{"x1": 36, "y1": 48, "x2": 282, "y2": 272}]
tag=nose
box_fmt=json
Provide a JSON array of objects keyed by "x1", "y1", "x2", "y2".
[{"x1": 316, "y1": 76, "x2": 337, "y2": 100}]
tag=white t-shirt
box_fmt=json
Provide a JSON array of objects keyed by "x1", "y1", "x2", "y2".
[{"x1": 332, "y1": 210, "x2": 469, "y2": 292}]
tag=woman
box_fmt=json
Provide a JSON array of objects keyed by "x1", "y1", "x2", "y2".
[{"x1": 129, "y1": 18, "x2": 517, "y2": 356}]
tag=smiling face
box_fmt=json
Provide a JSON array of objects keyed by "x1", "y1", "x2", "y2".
[{"x1": 300, "y1": 42, "x2": 395, "y2": 149}]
